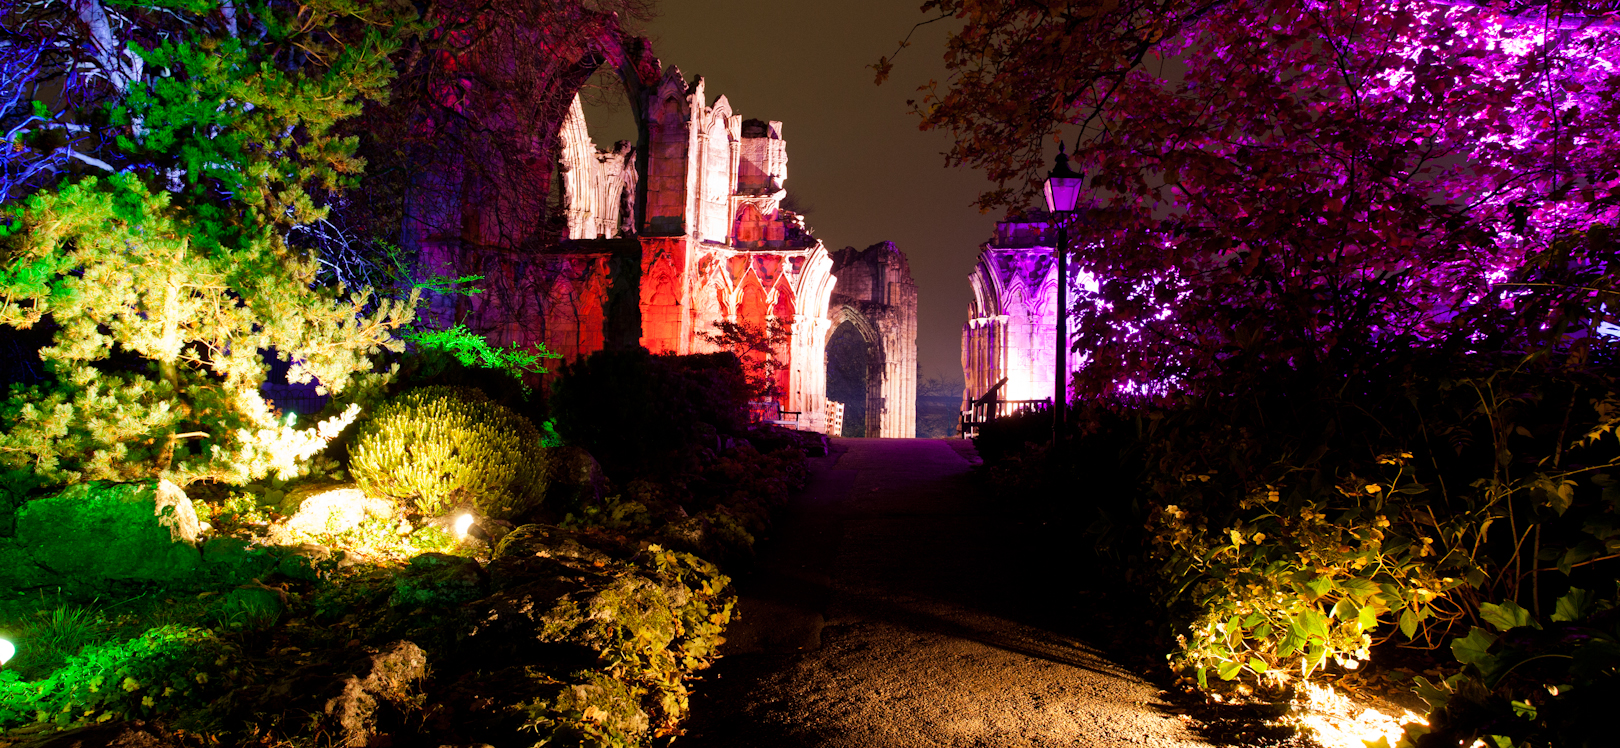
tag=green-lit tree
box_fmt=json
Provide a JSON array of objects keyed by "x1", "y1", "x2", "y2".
[{"x1": 0, "y1": 0, "x2": 420, "y2": 487}]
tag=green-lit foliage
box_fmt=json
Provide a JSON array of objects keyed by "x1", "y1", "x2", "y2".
[
  {"x1": 404, "y1": 323, "x2": 562, "y2": 383},
  {"x1": 349, "y1": 386, "x2": 546, "y2": 516},
  {"x1": 1379, "y1": 587, "x2": 1620, "y2": 748},
  {"x1": 0, "y1": 625, "x2": 237, "y2": 729},
  {"x1": 6, "y1": 605, "x2": 105, "y2": 679},
  {"x1": 0, "y1": 0, "x2": 420, "y2": 487}
]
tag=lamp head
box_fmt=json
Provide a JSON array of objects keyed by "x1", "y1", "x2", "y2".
[
  {"x1": 0, "y1": 638, "x2": 13, "y2": 667},
  {"x1": 1044, "y1": 142, "x2": 1085, "y2": 214}
]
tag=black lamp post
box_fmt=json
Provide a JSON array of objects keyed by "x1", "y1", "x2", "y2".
[{"x1": 1043, "y1": 144, "x2": 1084, "y2": 444}]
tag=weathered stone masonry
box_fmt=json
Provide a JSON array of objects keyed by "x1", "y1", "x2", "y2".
[
  {"x1": 962, "y1": 218, "x2": 1080, "y2": 411},
  {"x1": 403, "y1": 23, "x2": 918, "y2": 436}
]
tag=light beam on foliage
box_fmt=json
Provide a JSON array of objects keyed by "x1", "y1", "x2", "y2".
[{"x1": 1290, "y1": 682, "x2": 1433, "y2": 748}]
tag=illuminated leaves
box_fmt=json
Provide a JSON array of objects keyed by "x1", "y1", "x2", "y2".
[
  {"x1": 903, "y1": 1, "x2": 1620, "y2": 403},
  {"x1": 1449, "y1": 626, "x2": 1497, "y2": 667},
  {"x1": 0, "y1": 1, "x2": 420, "y2": 486},
  {"x1": 1478, "y1": 600, "x2": 1538, "y2": 632}
]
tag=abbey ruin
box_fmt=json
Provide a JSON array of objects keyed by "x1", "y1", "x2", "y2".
[
  {"x1": 402, "y1": 32, "x2": 917, "y2": 437},
  {"x1": 962, "y1": 218, "x2": 1080, "y2": 415}
]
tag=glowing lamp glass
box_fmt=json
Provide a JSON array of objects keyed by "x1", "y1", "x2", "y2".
[
  {"x1": 454, "y1": 513, "x2": 475, "y2": 538},
  {"x1": 1043, "y1": 176, "x2": 1083, "y2": 214},
  {"x1": 0, "y1": 638, "x2": 13, "y2": 666}
]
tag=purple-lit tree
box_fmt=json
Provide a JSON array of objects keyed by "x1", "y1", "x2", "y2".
[
  {"x1": 895, "y1": 0, "x2": 1620, "y2": 709},
  {"x1": 893, "y1": 0, "x2": 1620, "y2": 399}
]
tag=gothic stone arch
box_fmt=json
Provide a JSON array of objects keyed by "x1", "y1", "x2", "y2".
[
  {"x1": 963, "y1": 217, "x2": 1086, "y2": 411},
  {"x1": 825, "y1": 242, "x2": 917, "y2": 439},
  {"x1": 825, "y1": 306, "x2": 884, "y2": 437}
]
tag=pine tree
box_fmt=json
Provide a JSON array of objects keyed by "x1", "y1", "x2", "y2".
[{"x1": 0, "y1": 0, "x2": 420, "y2": 486}]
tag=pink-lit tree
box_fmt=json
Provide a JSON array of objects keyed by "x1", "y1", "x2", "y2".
[
  {"x1": 891, "y1": 0, "x2": 1620, "y2": 400},
  {"x1": 896, "y1": 2, "x2": 1620, "y2": 719}
]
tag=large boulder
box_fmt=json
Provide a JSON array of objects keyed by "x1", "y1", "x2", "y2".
[
  {"x1": 13, "y1": 480, "x2": 202, "y2": 582},
  {"x1": 270, "y1": 484, "x2": 395, "y2": 543},
  {"x1": 536, "y1": 447, "x2": 607, "y2": 516},
  {"x1": 322, "y1": 640, "x2": 428, "y2": 748}
]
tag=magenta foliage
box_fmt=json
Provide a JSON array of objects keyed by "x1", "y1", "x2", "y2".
[{"x1": 1067, "y1": 0, "x2": 1620, "y2": 400}]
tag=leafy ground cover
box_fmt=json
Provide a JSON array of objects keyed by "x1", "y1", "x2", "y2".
[
  {"x1": 0, "y1": 358, "x2": 817, "y2": 747},
  {"x1": 975, "y1": 341, "x2": 1620, "y2": 748}
]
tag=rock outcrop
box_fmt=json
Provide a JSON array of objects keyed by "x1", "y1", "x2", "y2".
[{"x1": 3, "y1": 480, "x2": 202, "y2": 585}]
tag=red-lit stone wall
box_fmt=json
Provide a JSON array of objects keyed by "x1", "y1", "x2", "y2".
[{"x1": 639, "y1": 236, "x2": 688, "y2": 354}]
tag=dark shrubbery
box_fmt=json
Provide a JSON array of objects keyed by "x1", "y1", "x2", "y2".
[
  {"x1": 972, "y1": 407, "x2": 1051, "y2": 465},
  {"x1": 974, "y1": 223, "x2": 1620, "y2": 748},
  {"x1": 550, "y1": 348, "x2": 752, "y2": 479}
]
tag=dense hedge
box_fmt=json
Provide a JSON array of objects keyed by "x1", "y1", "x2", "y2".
[{"x1": 549, "y1": 349, "x2": 752, "y2": 479}]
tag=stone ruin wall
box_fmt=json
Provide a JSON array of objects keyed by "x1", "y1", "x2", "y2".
[
  {"x1": 402, "y1": 16, "x2": 918, "y2": 436},
  {"x1": 962, "y1": 219, "x2": 1081, "y2": 412},
  {"x1": 828, "y1": 243, "x2": 918, "y2": 439}
]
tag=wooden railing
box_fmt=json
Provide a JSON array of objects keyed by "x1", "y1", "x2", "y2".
[
  {"x1": 825, "y1": 400, "x2": 845, "y2": 437},
  {"x1": 958, "y1": 377, "x2": 1050, "y2": 437}
]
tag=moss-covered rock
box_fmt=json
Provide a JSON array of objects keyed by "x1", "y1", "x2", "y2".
[
  {"x1": 493, "y1": 523, "x2": 620, "y2": 562},
  {"x1": 10, "y1": 480, "x2": 202, "y2": 585},
  {"x1": 321, "y1": 640, "x2": 427, "y2": 748},
  {"x1": 389, "y1": 553, "x2": 486, "y2": 609},
  {"x1": 652, "y1": 508, "x2": 758, "y2": 567},
  {"x1": 275, "y1": 551, "x2": 322, "y2": 582},
  {"x1": 200, "y1": 536, "x2": 280, "y2": 584},
  {"x1": 269, "y1": 484, "x2": 395, "y2": 544}
]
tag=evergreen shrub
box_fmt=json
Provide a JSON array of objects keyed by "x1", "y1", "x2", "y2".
[{"x1": 349, "y1": 386, "x2": 546, "y2": 517}]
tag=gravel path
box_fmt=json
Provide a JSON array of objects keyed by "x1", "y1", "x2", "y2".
[{"x1": 678, "y1": 437, "x2": 1213, "y2": 748}]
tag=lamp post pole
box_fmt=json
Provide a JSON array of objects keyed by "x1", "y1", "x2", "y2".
[
  {"x1": 1053, "y1": 216, "x2": 1067, "y2": 445},
  {"x1": 1043, "y1": 143, "x2": 1083, "y2": 447}
]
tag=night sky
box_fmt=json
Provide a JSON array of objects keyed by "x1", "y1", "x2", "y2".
[{"x1": 583, "y1": 1, "x2": 997, "y2": 387}]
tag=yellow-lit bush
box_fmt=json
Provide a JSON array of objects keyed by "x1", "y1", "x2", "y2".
[{"x1": 349, "y1": 386, "x2": 546, "y2": 517}]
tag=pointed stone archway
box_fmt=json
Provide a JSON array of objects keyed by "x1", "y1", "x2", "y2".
[
  {"x1": 825, "y1": 242, "x2": 917, "y2": 438},
  {"x1": 825, "y1": 307, "x2": 882, "y2": 436}
]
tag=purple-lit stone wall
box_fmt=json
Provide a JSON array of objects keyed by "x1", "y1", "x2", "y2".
[{"x1": 962, "y1": 219, "x2": 1090, "y2": 409}]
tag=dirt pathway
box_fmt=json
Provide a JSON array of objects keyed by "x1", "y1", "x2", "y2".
[{"x1": 678, "y1": 438, "x2": 1212, "y2": 748}]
